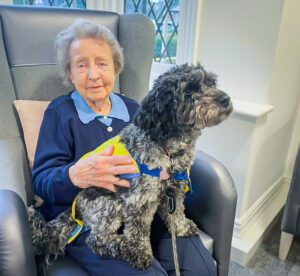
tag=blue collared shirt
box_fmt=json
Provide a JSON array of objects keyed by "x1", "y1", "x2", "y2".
[{"x1": 71, "y1": 91, "x2": 130, "y2": 126}]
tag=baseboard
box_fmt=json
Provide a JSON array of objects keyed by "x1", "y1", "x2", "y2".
[{"x1": 230, "y1": 176, "x2": 290, "y2": 266}]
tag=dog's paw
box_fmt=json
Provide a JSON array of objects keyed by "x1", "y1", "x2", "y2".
[
  {"x1": 86, "y1": 234, "x2": 121, "y2": 257},
  {"x1": 119, "y1": 238, "x2": 154, "y2": 269},
  {"x1": 86, "y1": 234, "x2": 103, "y2": 253},
  {"x1": 124, "y1": 251, "x2": 153, "y2": 270},
  {"x1": 176, "y1": 219, "x2": 199, "y2": 237}
]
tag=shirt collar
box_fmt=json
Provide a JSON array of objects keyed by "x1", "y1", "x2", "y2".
[{"x1": 71, "y1": 91, "x2": 130, "y2": 126}]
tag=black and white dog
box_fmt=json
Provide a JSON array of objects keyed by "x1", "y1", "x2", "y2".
[{"x1": 28, "y1": 64, "x2": 233, "y2": 269}]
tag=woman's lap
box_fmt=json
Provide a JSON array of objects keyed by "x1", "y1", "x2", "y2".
[
  {"x1": 66, "y1": 231, "x2": 217, "y2": 276},
  {"x1": 66, "y1": 233, "x2": 167, "y2": 276},
  {"x1": 153, "y1": 235, "x2": 217, "y2": 276}
]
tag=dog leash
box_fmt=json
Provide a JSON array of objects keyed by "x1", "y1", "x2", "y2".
[{"x1": 165, "y1": 185, "x2": 181, "y2": 276}]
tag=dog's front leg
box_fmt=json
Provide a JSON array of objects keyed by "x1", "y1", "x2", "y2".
[
  {"x1": 84, "y1": 196, "x2": 123, "y2": 258},
  {"x1": 158, "y1": 183, "x2": 198, "y2": 237},
  {"x1": 120, "y1": 182, "x2": 162, "y2": 269}
]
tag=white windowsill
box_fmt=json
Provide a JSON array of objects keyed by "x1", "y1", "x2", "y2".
[
  {"x1": 232, "y1": 99, "x2": 274, "y2": 120},
  {"x1": 149, "y1": 67, "x2": 274, "y2": 121}
]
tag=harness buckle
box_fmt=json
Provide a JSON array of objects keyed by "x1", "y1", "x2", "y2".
[{"x1": 165, "y1": 185, "x2": 178, "y2": 214}]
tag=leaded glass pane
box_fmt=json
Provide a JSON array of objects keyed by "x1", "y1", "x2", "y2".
[
  {"x1": 13, "y1": 0, "x2": 86, "y2": 9},
  {"x1": 124, "y1": 0, "x2": 180, "y2": 64}
]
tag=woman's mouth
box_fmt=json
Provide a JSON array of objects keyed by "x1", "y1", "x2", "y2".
[{"x1": 88, "y1": 86, "x2": 103, "y2": 90}]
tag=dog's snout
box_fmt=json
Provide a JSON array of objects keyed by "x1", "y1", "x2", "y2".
[{"x1": 217, "y1": 94, "x2": 231, "y2": 108}]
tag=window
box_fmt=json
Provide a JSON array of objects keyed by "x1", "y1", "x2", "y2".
[
  {"x1": 5, "y1": 0, "x2": 201, "y2": 86},
  {"x1": 125, "y1": 0, "x2": 180, "y2": 65},
  {"x1": 124, "y1": 0, "x2": 201, "y2": 87},
  {"x1": 12, "y1": 0, "x2": 86, "y2": 8}
]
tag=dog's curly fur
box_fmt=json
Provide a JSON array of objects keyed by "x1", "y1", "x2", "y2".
[{"x1": 28, "y1": 64, "x2": 233, "y2": 269}]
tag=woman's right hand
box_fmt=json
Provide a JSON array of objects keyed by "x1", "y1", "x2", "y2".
[{"x1": 68, "y1": 145, "x2": 138, "y2": 192}]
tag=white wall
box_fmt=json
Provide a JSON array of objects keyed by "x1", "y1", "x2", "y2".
[
  {"x1": 199, "y1": 0, "x2": 284, "y2": 104},
  {"x1": 243, "y1": 0, "x2": 300, "y2": 212},
  {"x1": 197, "y1": 0, "x2": 300, "y2": 265},
  {"x1": 197, "y1": 113, "x2": 255, "y2": 218}
]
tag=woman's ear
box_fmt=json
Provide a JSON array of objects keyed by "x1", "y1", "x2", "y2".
[{"x1": 67, "y1": 71, "x2": 73, "y2": 84}]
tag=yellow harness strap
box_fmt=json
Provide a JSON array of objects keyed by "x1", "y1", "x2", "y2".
[
  {"x1": 185, "y1": 168, "x2": 191, "y2": 193},
  {"x1": 67, "y1": 196, "x2": 85, "y2": 244}
]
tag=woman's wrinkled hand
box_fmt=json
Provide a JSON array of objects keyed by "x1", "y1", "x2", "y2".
[{"x1": 69, "y1": 145, "x2": 137, "y2": 192}]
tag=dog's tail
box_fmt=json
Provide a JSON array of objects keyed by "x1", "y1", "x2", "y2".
[{"x1": 27, "y1": 206, "x2": 74, "y2": 261}]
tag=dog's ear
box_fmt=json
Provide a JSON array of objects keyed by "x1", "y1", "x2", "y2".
[
  {"x1": 134, "y1": 77, "x2": 180, "y2": 142},
  {"x1": 203, "y1": 72, "x2": 217, "y2": 88},
  {"x1": 192, "y1": 64, "x2": 218, "y2": 89}
]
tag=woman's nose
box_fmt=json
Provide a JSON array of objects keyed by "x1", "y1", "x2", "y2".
[{"x1": 88, "y1": 65, "x2": 100, "y2": 80}]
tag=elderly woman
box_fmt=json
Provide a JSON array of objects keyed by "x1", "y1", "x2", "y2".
[{"x1": 32, "y1": 19, "x2": 216, "y2": 276}]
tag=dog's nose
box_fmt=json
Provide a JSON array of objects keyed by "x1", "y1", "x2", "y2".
[{"x1": 217, "y1": 94, "x2": 231, "y2": 108}]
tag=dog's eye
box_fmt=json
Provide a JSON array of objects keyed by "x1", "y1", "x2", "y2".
[
  {"x1": 203, "y1": 74, "x2": 217, "y2": 88},
  {"x1": 187, "y1": 82, "x2": 199, "y2": 92}
]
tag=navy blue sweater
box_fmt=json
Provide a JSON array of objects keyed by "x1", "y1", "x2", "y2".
[{"x1": 32, "y1": 92, "x2": 139, "y2": 221}]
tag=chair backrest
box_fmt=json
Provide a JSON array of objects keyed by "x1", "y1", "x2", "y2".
[
  {"x1": 281, "y1": 144, "x2": 300, "y2": 235},
  {"x1": 0, "y1": 5, "x2": 155, "y2": 204}
]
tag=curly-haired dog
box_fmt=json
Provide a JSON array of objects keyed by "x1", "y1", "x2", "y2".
[{"x1": 28, "y1": 63, "x2": 233, "y2": 269}]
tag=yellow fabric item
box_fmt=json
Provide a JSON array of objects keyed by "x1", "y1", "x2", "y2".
[
  {"x1": 81, "y1": 135, "x2": 140, "y2": 173},
  {"x1": 184, "y1": 168, "x2": 191, "y2": 193}
]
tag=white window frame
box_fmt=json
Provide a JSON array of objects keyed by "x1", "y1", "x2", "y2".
[
  {"x1": 150, "y1": 0, "x2": 202, "y2": 87},
  {"x1": 86, "y1": 0, "x2": 124, "y2": 14},
  {"x1": 176, "y1": 0, "x2": 202, "y2": 65},
  {"x1": 86, "y1": 0, "x2": 202, "y2": 87}
]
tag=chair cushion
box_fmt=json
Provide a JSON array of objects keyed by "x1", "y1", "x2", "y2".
[
  {"x1": 199, "y1": 229, "x2": 214, "y2": 254},
  {"x1": 13, "y1": 100, "x2": 50, "y2": 169}
]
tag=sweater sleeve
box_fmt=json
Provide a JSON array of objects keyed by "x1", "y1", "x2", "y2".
[{"x1": 32, "y1": 107, "x2": 80, "y2": 204}]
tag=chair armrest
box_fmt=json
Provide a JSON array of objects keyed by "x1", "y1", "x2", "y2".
[
  {"x1": 185, "y1": 150, "x2": 237, "y2": 276},
  {"x1": 0, "y1": 189, "x2": 37, "y2": 276},
  {"x1": 0, "y1": 137, "x2": 34, "y2": 205},
  {"x1": 281, "y1": 145, "x2": 300, "y2": 235}
]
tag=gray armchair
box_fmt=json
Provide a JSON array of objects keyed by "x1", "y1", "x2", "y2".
[
  {"x1": 279, "y1": 145, "x2": 300, "y2": 260},
  {"x1": 0, "y1": 5, "x2": 237, "y2": 276}
]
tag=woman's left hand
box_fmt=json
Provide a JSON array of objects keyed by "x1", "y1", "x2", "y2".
[{"x1": 69, "y1": 145, "x2": 137, "y2": 192}]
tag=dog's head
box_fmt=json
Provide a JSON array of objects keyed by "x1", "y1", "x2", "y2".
[{"x1": 134, "y1": 64, "x2": 233, "y2": 143}]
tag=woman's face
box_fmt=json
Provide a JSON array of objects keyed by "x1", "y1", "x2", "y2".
[{"x1": 68, "y1": 38, "x2": 116, "y2": 111}]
